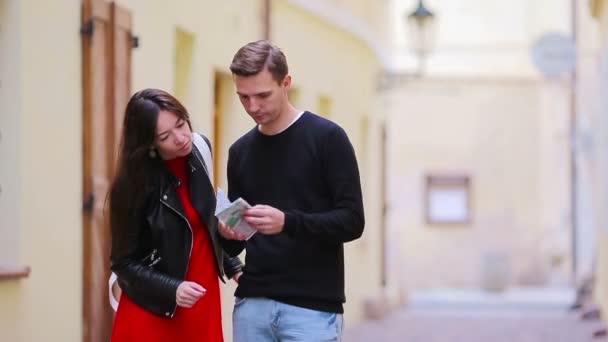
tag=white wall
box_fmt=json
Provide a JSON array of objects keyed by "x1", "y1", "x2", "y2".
[{"x1": 386, "y1": 78, "x2": 571, "y2": 289}]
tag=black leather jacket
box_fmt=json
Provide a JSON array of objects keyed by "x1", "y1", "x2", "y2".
[{"x1": 110, "y1": 138, "x2": 243, "y2": 318}]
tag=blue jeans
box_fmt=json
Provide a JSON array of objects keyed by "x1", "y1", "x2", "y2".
[{"x1": 233, "y1": 297, "x2": 343, "y2": 342}]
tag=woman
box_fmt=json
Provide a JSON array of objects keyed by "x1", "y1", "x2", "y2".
[{"x1": 109, "y1": 88, "x2": 242, "y2": 342}]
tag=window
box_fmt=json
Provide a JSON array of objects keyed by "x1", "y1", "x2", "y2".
[
  {"x1": 317, "y1": 94, "x2": 332, "y2": 118},
  {"x1": 174, "y1": 27, "x2": 195, "y2": 106},
  {"x1": 425, "y1": 173, "x2": 472, "y2": 225},
  {"x1": 288, "y1": 87, "x2": 301, "y2": 107}
]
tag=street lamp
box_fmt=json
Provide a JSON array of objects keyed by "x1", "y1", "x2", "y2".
[
  {"x1": 406, "y1": 0, "x2": 436, "y2": 75},
  {"x1": 377, "y1": 0, "x2": 436, "y2": 90}
]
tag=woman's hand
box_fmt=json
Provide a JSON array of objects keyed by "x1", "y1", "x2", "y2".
[
  {"x1": 218, "y1": 220, "x2": 248, "y2": 240},
  {"x1": 176, "y1": 281, "x2": 206, "y2": 308}
]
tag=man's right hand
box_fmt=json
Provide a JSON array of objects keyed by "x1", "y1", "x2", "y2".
[{"x1": 176, "y1": 281, "x2": 206, "y2": 308}]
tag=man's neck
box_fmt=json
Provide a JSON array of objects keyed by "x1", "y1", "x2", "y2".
[{"x1": 259, "y1": 104, "x2": 299, "y2": 135}]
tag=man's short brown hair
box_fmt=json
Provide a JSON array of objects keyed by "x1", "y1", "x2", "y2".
[{"x1": 230, "y1": 40, "x2": 288, "y2": 84}]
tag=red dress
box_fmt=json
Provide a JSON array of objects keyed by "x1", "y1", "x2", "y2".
[{"x1": 111, "y1": 156, "x2": 223, "y2": 342}]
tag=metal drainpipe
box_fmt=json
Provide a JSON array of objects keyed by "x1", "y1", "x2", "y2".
[{"x1": 263, "y1": 0, "x2": 272, "y2": 40}]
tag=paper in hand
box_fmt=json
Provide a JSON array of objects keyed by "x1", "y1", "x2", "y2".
[{"x1": 215, "y1": 188, "x2": 257, "y2": 240}]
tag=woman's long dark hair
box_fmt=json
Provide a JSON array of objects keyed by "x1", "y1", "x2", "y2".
[{"x1": 109, "y1": 88, "x2": 192, "y2": 227}]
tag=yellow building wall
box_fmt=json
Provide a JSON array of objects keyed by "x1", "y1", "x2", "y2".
[
  {"x1": 0, "y1": 0, "x2": 83, "y2": 342},
  {"x1": 330, "y1": 0, "x2": 390, "y2": 45},
  {"x1": 115, "y1": 0, "x2": 265, "y2": 129},
  {"x1": 0, "y1": 0, "x2": 21, "y2": 263},
  {"x1": 0, "y1": 1, "x2": 24, "y2": 339},
  {"x1": 272, "y1": 0, "x2": 384, "y2": 325}
]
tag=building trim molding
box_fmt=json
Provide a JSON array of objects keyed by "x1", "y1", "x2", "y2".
[
  {"x1": 0, "y1": 265, "x2": 31, "y2": 280},
  {"x1": 284, "y1": 0, "x2": 392, "y2": 69}
]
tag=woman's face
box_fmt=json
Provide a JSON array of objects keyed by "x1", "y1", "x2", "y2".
[{"x1": 154, "y1": 110, "x2": 192, "y2": 160}]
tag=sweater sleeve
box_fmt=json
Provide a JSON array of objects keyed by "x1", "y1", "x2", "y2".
[
  {"x1": 224, "y1": 145, "x2": 247, "y2": 254},
  {"x1": 283, "y1": 126, "x2": 365, "y2": 243}
]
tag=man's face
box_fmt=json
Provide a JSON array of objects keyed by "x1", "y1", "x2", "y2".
[{"x1": 234, "y1": 68, "x2": 290, "y2": 126}]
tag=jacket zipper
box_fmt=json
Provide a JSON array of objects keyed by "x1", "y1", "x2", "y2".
[
  {"x1": 142, "y1": 249, "x2": 156, "y2": 261},
  {"x1": 160, "y1": 199, "x2": 193, "y2": 318},
  {"x1": 142, "y1": 248, "x2": 160, "y2": 266}
]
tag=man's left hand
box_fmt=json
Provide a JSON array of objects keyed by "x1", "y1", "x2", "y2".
[{"x1": 243, "y1": 205, "x2": 285, "y2": 235}]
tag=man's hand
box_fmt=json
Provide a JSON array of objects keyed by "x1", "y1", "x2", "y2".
[
  {"x1": 176, "y1": 281, "x2": 206, "y2": 308},
  {"x1": 243, "y1": 205, "x2": 285, "y2": 235},
  {"x1": 218, "y1": 220, "x2": 248, "y2": 240}
]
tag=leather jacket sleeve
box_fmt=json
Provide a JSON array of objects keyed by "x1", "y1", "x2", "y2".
[
  {"x1": 218, "y1": 234, "x2": 246, "y2": 258},
  {"x1": 223, "y1": 254, "x2": 243, "y2": 279},
  {"x1": 110, "y1": 191, "x2": 181, "y2": 306}
]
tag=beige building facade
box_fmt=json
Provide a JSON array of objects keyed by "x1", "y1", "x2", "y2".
[
  {"x1": 589, "y1": 0, "x2": 608, "y2": 320},
  {"x1": 382, "y1": 0, "x2": 601, "y2": 292}
]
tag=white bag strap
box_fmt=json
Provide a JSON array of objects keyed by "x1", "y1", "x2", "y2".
[
  {"x1": 109, "y1": 272, "x2": 119, "y2": 312},
  {"x1": 108, "y1": 132, "x2": 215, "y2": 312},
  {"x1": 192, "y1": 132, "x2": 214, "y2": 186}
]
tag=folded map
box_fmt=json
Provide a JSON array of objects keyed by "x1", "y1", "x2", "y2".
[{"x1": 215, "y1": 188, "x2": 257, "y2": 240}]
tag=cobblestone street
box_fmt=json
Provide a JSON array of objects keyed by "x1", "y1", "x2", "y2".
[{"x1": 343, "y1": 307, "x2": 607, "y2": 342}]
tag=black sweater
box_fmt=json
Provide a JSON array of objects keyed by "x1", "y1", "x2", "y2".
[{"x1": 227, "y1": 111, "x2": 365, "y2": 313}]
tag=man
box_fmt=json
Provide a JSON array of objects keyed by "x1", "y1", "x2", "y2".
[{"x1": 219, "y1": 40, "x2": 364, "y2": 342}]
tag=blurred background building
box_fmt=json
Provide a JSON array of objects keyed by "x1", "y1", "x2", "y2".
[
  {"x1": 590, "y1": 0, "x2": 608, "y2": 327},
  {"x1": 2, "y1": 0, "x2": 608, "y2": 341},
  {"x1": 385, "y1": 0, "x2": 591, "y2": 294}
]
